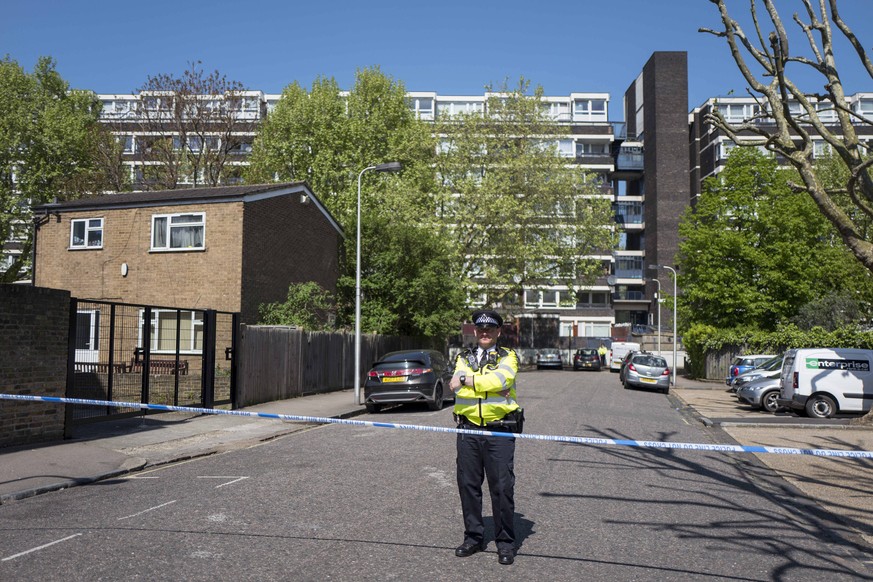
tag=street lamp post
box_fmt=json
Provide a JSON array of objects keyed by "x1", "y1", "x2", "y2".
[
  {"x1": 355, "y1": 162, "x2": 402, "y2": 406},
  {"x1": 652, "y1": 278, "x2": 661, "y2": 355},
  {"x1": 648, "y1": 264, "x2": 677, "y2": 385}
]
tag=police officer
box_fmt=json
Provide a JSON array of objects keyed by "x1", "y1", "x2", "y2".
[{"x1": 449, "y1": 309, "x2": 521, "y2": 565}]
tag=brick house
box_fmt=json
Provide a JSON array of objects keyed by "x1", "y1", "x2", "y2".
[{"x1": 31, "y1": 182, "x2": 344, "y2": 324}]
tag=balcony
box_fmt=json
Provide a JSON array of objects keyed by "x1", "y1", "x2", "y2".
[
  {"x1": 613, "y1": 269, "x2": 644, "y2": 280},
  {"x1": 612, "y1": 290, "x2": 646, "y2": 301},
  {"x1": 611, "y1": 140, "x2": 644, "y2": 181}
]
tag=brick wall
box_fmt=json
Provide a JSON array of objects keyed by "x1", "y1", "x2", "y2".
[
  {"x1": 641, "y1": 51, "x2": 689, "y2": 271},
  {"x1": 34, "y1": 203, "x2": 244, "y2": 313},
  {"x1": 0, "y1": 285, "x2": 70, "y2": 447},
  {"x1": 241, "y1": 194, "x2": 342, "y2": 324},
  {"x1": 33, "y1": 190, "x2": 342, "y2": 326}
]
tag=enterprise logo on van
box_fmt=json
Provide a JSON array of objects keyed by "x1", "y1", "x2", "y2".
[{"x1": 805, "y1": 358, "x2": 870, "y2": 372}]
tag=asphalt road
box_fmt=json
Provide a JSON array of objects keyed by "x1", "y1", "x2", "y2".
[{"x1": 1, "y1": 370, "x2": 870, "y2": 581}]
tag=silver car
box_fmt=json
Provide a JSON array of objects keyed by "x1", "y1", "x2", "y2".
[
  {"x1": 536, "y1": 349, "x2": 563, "y2": 370},
  {"x1": 736, "y1": 376, "x2": 783, "y2": 413},
  {"x1": 622, "y1": 353, "x2": 671, "y2": 394},
  {"x1": 730, "y1": 354, "x2": 783, "y2": 392}
]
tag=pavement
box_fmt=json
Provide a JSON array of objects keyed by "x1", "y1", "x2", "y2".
[{"x1": 3, "y1": 377, "x2": 873, "y2": 547}]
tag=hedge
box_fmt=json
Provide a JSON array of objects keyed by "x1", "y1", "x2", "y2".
[{"x1": 683, "y1": 323, "x2": 873, "y2": 379}]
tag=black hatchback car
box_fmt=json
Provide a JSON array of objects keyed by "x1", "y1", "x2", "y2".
[
  {"x1": 363, "y1": 350, "x2": 453, "y2": 413},
  {"x1": 573, "y1": 348, "x2": 601, "y2": 371}
]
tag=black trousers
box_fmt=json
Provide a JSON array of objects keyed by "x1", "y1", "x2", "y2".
[{"x1": 456, "y1": 430, "x2": 516, "y2": 550}]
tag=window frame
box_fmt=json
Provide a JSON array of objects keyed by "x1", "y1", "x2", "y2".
[
  {"x1": 69, "y1": 218, "x2": 104, "y2": 250},
  {"x1": 150, "y1": 212, "x2": 206, "y2": 252},
  {"x1": 138, "y1": 309, "x2": 204, "y2": 355}
]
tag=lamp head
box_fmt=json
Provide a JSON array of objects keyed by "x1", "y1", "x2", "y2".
[{"x1": 374, "y1": 161, "x2": 402, "y2": 173}]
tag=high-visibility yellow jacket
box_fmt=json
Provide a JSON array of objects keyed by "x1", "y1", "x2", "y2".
[{"x1": 453, "y1": 346, "x2": 519, "y2": 426}]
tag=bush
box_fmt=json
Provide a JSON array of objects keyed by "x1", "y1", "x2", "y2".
[{"x1": 683, "y1": 323, "x2": 873, "y2": 378}]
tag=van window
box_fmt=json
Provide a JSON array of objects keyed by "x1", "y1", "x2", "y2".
[{"x1": 782, "y1": 354, "x2": 795, "y2": 375}]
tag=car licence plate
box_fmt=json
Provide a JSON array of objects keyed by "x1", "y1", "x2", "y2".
[
  {"x1": 381, "y1": 376, "x2": 407, "y2": 383},
  {"x1": 640, "y1": 377, "x2": 656, "y2": 383}
]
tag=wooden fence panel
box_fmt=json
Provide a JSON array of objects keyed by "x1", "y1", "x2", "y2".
[{"x1": 237, "y1": 326, "x2": 443, "y2": 407}]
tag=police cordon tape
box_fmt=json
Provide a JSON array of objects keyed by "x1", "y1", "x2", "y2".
[{"x1": 4, "y1": 393, "x2": 873, "y2": 459}]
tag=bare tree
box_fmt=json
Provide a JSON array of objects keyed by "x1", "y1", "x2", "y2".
[
  {"x1": 114, "y1": 61, "x2": 256, "y2": 190},
  {"x1": 701, "y1": 0, "x2": 873, "y2": 270}
]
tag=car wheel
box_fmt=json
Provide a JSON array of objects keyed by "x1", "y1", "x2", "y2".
[
  {"x1": 661, "y1": 387, "x2": 669, "y2": 395},
  {"x1": 805, "y1": 394, "x2": 837, "y2": 419},
  {"x1": 428, "y1": 384, "x2": 443, "y2": 411},
  {"x1": 365, "y1": 402, "x2": 381, "y2": 414},
  {"x1": 622, "y1": 379, "x2": 629, "y2": 390},
  {"x1": 761, "y1": 390, "x2": 780, "y2": 413}
]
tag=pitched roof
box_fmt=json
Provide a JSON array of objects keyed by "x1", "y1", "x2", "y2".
[
  {"x1": 32, "y1": 182, "x2": 344, "y2": 237},
  {"x1": 33, "y1": 182, "x2": 307, "y2": 210}
]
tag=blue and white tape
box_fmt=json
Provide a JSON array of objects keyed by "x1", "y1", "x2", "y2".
[{"x1": 3, "y1": 393, "x2": 873, "y2": 459}]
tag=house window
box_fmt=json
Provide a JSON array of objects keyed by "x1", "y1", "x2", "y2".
[
  {"x1": 229, "y1": 141, "x2": 253, "y2": 154},
  {"x1": 70, "y1": 218, "x2": 104, "y2": 249},
  {"x1": 543, "y1": 101, "x2": 571, "y2": 122},
  {"x1": 557, "y1": 139, "x2": 575, "y2": 157},
  {"x1": 576, "y1": 141, "x2": 609, "y2": 156},
  {"x1": 573, "y1": 99, "x2": 607, "y2": 121},
  {"x1": 140, "y1": 309, "x2": 203, "y2": 354},
  {"x1": 151, "y1": 213, "x2": 205, "y2": 251},
  {"x1": 407, "y1": 97, "x2": 434, "y2": 120},
  {"x1": 813, "y1": 140, "x2": 833, "y2": 158},
  {"x1": 525, "y1": 289, "x2": 566, "y2": 308},
  {"x1": 119, "y1": 135, "x2": 134, "y2": 153},
  {"x1": 854, "y1": 98, "x2": 873, "y2": 121}
]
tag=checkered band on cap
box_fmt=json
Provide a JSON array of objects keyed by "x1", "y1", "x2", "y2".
[{"x1": 472, "y1": 310, "x2": 502, "y2": 327}]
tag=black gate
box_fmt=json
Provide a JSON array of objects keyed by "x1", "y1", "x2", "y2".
[{"x1": 65, "y1": 298, "x2": 239, "y2": 431}]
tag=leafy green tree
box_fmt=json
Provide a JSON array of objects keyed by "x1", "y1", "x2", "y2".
[
  {"x1": 791, "y1": 290, "x2": 870, "y2": 332},
  {"x1": 258, "y1": 282, "x2": 335, "y2": 330},
  {"x1": 677, "y1": 147, "x2": 873, "y2": 330},
  {"x1": 0, "y1": 56, "x2": 113, "y2": 282},
  {"x1": 338, "y1": 219, "x2": 468, "y2": 337},
  {"x1": 433, "y1": 79, "x2": 616, "y2": 308},
  {"x1": 246, "y1": 67, "x2": 452, "y2": 335}
]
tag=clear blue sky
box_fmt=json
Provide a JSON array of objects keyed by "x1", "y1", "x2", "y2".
[{"x1": 3, "y1": 0, "x2": 872, "y2": 117}]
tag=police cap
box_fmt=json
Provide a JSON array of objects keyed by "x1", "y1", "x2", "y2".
[{"x1": 472, "y1": 309, "x2": 503, "y2": 328}]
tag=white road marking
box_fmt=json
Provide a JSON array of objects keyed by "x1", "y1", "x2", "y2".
[
  {"x1": 2, "y1": 533, "x2": 83, "y2": 562},
  {"x1": 117, "y1": 500, "x2": 177, "y2": 521},
  {"x1": 197, "y1": 476, "x2": 250, "y2": 489}
]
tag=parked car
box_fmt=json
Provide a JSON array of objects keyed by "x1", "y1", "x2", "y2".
[
  {"x1": 622, "y1": 353, "x2": 671, "y2": 393},
  {"x1": 610, "y1": 341, "x2": 641, "y2": 372},
  {"x1": 618, "y1": 350, "x2": 639, "y2": 383},
  {"x1": 363, "y1": 350, "x2": 453, "y2": 413},
  {"x1": 730, "y1": 354, "x2": 784, "y2": 392},
  {"x1": 735, "y1": 376, "x2": 783, "y2": 413},
  {"x1": 536, "y1": 349, "x2": 563, "y2": 370},
  {"x1": 573, "y1": 348, "x2": 601, "y2": 371},
  {"x1": 725, "y1": 354, "x2": 777, "y2": 385}
]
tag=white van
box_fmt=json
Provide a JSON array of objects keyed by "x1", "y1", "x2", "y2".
[
  {"x1": 610, "y1": 341, "x2": 641, "y2": 372},
  {"x1": 778, "y1": 348, "x2": 873, "y2": 418}
]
